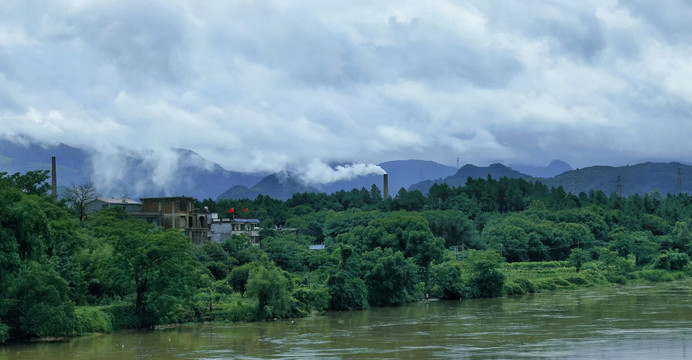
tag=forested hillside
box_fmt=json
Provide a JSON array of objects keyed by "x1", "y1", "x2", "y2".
[
  {"x1": 2, "y1": 171, "x2": 692, "y2": 343},
  {"x1": 413, "y1": 162, "x2": 692, "y2": 197}
]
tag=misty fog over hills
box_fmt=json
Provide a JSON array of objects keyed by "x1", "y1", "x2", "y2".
[{"x1": 2, "y1": 139, "x2": 691, "y2": 201}]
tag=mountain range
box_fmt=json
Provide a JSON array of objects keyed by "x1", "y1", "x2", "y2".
[
  {"x1": 0, "y1": 139, "x2": 265, "y2": 200},
  {"x1": 1, "y1": 138, "x2": 690, "y2": 200}
]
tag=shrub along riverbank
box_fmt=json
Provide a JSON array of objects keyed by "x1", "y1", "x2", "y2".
[{"x1": 2, "y1": 171, "x2": 692, "y2": 342}]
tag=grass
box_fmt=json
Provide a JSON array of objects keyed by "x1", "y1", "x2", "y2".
[{"x1": 502, "y1": 261, "x2": 610, "y2": 296}]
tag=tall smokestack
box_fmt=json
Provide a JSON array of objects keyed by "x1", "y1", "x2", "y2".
[
  {"x1": 51, "y1": 156, "x2": 57, "y2": 200},
  {"x1": 383, "y1": 173, "x2": 389, "y2": 200}
]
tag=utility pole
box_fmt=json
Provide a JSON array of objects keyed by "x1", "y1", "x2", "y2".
[{"x1": 51, "y1": 156, "x2": 57, "y2": 200}]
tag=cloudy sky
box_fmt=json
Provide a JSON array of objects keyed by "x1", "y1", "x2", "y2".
[{"x1": 1, "y1": 0, "x2": 691, "y2": 182}]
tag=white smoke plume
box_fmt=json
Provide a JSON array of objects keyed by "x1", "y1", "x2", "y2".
[{"x1": 299, "y1": 159, "x2": 386, "y2": 185}]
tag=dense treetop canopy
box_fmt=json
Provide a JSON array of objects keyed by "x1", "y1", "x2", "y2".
[{"x1": 1, "y1": 172, "x2": 691, "y2": 343}]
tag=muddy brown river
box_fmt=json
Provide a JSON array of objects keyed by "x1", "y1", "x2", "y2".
[{"x1": 2, "y1": 281, "x2": 692, "y2": 359}]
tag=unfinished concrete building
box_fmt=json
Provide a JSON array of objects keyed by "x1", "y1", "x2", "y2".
[{"x1": 136, "y1": 196, "x2": 209, "y2": 245}]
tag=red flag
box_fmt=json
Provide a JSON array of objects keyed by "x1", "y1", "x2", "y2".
[
  {"x1": 228, "y1": 208, "x2": 235, "y2": 213},
  {"x1": 244, "y1": 208, "x2": 248, "y2": 212}
]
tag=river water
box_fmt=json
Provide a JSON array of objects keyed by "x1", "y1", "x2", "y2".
[{"x1": 2, "y1": 281, "x2": 692, "y2": 359}]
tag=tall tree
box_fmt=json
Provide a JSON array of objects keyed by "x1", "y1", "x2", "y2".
[
  {"x1": 64, "y1": 181, "x2": 99, "y2": 221},
  {"x1": 245, "y1": 264, "x2": 291, "y2": 319},
  {"x1": 0, "y1": 170, "x2": 51, "y2": 196}
]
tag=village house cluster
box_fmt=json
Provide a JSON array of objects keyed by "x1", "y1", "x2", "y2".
[{"x1": 84, "y1": 196, "x2": 260, "y2": 246}]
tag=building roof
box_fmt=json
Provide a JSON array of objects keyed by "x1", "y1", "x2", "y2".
[
  {"x1": 233, "y1": 218, "x2": 260, "y2": 223},
  {"x1": 91, "y1": 197, "x2": 142, "y2": 205},
  {"x1": 210, "y1": 217, "x2": 260, "y2": 224},
  {"x1": 139, "y1": 196, "x2": 197, "y2": 201}
]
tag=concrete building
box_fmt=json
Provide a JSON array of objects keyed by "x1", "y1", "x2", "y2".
[
  {"x1": 208, "y1": 214, "x2": 261, "y2": 245},
  {"x1": 135, "y1": 196, "x2": 209, "y2": 245},
  {"x1": 84, "y1": 196, "x2": 142, "y2": 216},
  {"x1": 85, "y1": 195, "x2": 262, "y2": 247}
]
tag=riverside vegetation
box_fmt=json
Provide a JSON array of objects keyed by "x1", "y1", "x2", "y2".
[{"x1": 1, "y1": 170, "x2": 692, "y2": 343}]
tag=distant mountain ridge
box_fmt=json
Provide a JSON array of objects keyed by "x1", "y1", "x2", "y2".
[
  {"x1": 409, "y1": 163, "x2": 532, "y2": 193},
  {"x1": 411, "y1": 162, "x2": 692, "y2": 197},
  {"x1": 217, "y1": 160, "x2": 458, "y2": 201},
  {"x1": 542, "y1": 162, "x2": 692, "y2": 197},
  {"x1": 511, "y1": 160, "x2": 573, "y2": 178},
  {"x1": 3, "y1": 138, "x2": 691, "y2": 200},
  {"x1": 0, "y1": 139, "x2": 265, "y2": 200}
]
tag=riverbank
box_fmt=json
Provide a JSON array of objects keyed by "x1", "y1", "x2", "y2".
[
  {"x1": 501, "y1": 258, "x2": 690, "y2": 296},
  {"x1": 68, "y1": 257, "x2": 689, "y2": 340},
  {"x1": 5, "y1": 281, "x2": 692, "y2": 359}
]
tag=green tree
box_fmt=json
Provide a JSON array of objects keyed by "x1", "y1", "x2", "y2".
[
  {"x1": 392, "y1": 188, "x2": 425, "y2": 211},
  {"x1": 367, "y1": 212, "x2": 445, "y2": 269},
  {"x1": 109, "y1": 225, "x2": 203, "y2": 327},
  {"x1": 610, "y1": 231, "x2": 659, "y2": 266},
  {"x1": 430, "y1": 259, "x2": 468, "y2": 299},
  {"x1": 245, "y1": 264, "x2": 291, "y2": 319},
  {"x1": 463, "y1": 251, "x2": 505, "y2": 298},
  {"x1": 327, "y1": 272, "x2": 369, "y2": 310},
  {"x1": 568, "y1": 248, "x2": 591, "y2": 272},
  {"x1": 262, "y1": 232, "x2": 310, "y2": 273},
  {"x1": 195, "y1": 242, "x2": 233, "y2": 281},
  {"x1": 652, "y1": 250, "x2": 691, "y2": 272},
  {"x1": 423, "y1": 210, "x2": 481, "y2": 249},
  {"x1": 228, "y1": 262, "x2": 256, "y2": 296},
  {"x1": 363, "y1": 248, "x2": 421, "y2": 306},
  {"x1": 222, "y1": 234, "x2": 260, "y2": 265},
  {"x1": 0, "y1": 170, "x2": 51, "y2": 196},
  {"x1": 4, "y1": 262, "x2": 76, "y2": 340},
  {"x1": 671, "y1": 221, "x2": 691, "y2": 253},
  {"x1": 482, "y1": 220, "x2": 530, "y2": 262}
]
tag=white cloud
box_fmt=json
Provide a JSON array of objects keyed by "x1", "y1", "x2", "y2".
[
  {"x1": 299, "y1": 159, "x2": 386, "y2": 185},
  {"x1": 1, "y1": 0, "x2": 692, "y2": 185}
]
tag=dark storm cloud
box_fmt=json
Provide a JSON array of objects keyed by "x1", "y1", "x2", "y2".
[
  {"x1": 621, "y1": 0, "x2": 692, "y2": 43},
  {"x1": 0, "y1": 0, "x2": 691, "y2": 189},
  {"x1": 370, "y1": 17, "x2": 523, "y2": 88},
  {"x1": 74, "y1": 2, "x2": 188, "y2": 86}
]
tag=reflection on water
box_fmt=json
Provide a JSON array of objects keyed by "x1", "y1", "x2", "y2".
[{"x1": 2, "y1": 281, "x2": 692, "y2": 359}]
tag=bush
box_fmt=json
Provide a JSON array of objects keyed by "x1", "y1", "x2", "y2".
[
  {"x1": 533, "y1": 279, "x2": 557, "y2": 291},
  {"x1": 503, "y1": 281, "x2": 526, "y2": 296},
  {"x1": 464, "y1": 251, "x2": 505, "y2": 298},
  {"x1": 207, "y1": 261, "x2": 229, "y2": 280},
  {"x1": 634, "y1": 270, "x2": 675, "y2": 282},
  {"x1": 328, "y1": 273, "x2": 369, "y2": 310},
  {"x1": 430, "y1": 261, "x2": 468, "y2": 299},
  {"x1": 513, "y1": 278, "x2": 537, "y2": 294},
  {"x1": 673, "y1": 271, "x2": 687, "y2": 280},
  {"x1": 292, "y1": 285, "x2": 331, "y2": 315},
  {"x1": 75, "y1": 307, "x2": 113, "y2": 333},
  {"x1": 653, "y1": 250, "x2": 691, "y2": 272},
  {"x1": 565, "y1": 276, "x2": 588, "y2": 285},
  {"x1": 552, "y1": 278, "x2": 572, "y2": 288},
  {"x1": 606, "y1": 274, "x2": 627, "y2": 284},
  {"x1": 0, "y1": 323, "x2": 9, "y2": 344},
  {"x1": 211, "y1": 302, "x2": 257, "y2": 322},
  {"x1": 581, "y1": 269, "x2": 609, "y2": 285},
  {"x1": 103, "y1": 303, "x2": 141, "y2": 329}
]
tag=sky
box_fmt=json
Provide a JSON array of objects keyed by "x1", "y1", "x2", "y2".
[{"x1": 1, "y1": 0, "x2": 692, "y2": 184}]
